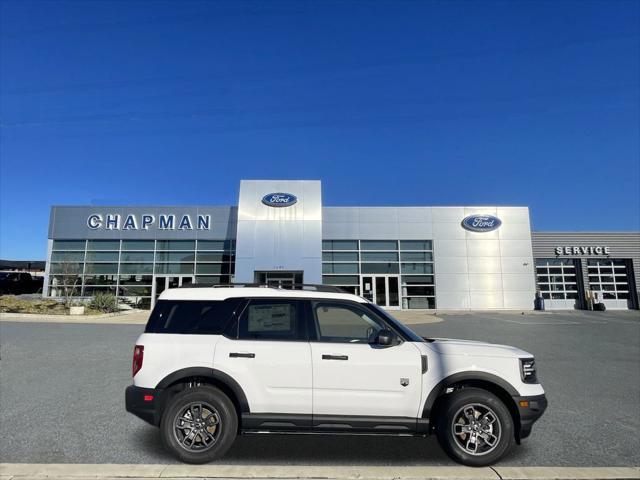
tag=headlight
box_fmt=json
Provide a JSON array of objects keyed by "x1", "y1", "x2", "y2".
[{"x1": 520, "y1": 358, "x2": 538, "y2": 384}]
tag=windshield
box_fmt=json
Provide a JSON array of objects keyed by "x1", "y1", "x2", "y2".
[{"x1": 365, "y1": 303, "x2": 429, "y2": 342}]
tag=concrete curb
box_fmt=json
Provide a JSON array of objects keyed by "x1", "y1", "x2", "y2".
[
  {"x1": 0, "y1": 310, "x2": 148, "y2": 324},
  {"x1": 0, "y1": 464, "x2": 638, "y2": 480}
]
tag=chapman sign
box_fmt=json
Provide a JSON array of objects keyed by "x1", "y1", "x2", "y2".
[
  {"x1": 555, "y1": 246, "x2": 611, "y2": 256},
  {"x1": 87, "y1": 213, "x2": 211, "y2": 230}
]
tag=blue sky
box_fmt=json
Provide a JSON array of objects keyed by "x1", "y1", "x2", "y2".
[{"x1": 1, "y1": 0, "x2": 638, "y2": 260}]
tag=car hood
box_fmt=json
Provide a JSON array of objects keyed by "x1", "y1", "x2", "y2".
[{"x1": 426, "y1": 337, "x2": 532, "y2": 359}]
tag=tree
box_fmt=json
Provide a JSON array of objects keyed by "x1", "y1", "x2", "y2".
[{"x1": 51, "y1": 258, "x2": 82, "y2": 308}]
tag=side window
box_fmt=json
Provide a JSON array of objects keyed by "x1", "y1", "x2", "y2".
[
  {"x1": 313, "y1": 302, "x2": 386, "y2": 343},
  {"x1": 237, "y1": 299, "x2": 305, "y2": 341},
  {"x1": 145, "y1": 298, "x2": 243, "y2": 334}
]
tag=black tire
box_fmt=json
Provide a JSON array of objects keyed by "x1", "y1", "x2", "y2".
[
  {"x1": 436, "y1": 387, "x2": 514, "y2": 467},
  {"x1": 160, "y1": 385, "x2": 238, "y2": 464}
]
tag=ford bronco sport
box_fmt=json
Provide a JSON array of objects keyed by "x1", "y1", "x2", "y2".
[{"x1": 126, "y1": 285, "x2": 547, "y2": 466}]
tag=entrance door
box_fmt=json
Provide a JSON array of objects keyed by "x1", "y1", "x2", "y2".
[
  {"x1": 254, "y1": 271, "x2": 303, "y2": 289},
  {"x1": 153, "y1": 276, "x2": 195, "y2": 304},
  {"x1": 361, "y1": 275, "x2": 400, "y2": 309},
  {"x1": 265, "y1": 272, "x2": 295, "y2": 289}
]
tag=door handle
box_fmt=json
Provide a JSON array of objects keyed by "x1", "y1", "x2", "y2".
[
  {"x1": 229, "y1": 352, "x2": 255, "y2": 358},
  {"x1": 322, "y1": 354, "x2": 348, "y2": 361}
]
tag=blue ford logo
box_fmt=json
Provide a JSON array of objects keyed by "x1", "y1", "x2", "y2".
[
  {"x1": 461, "y1": 214, "x2": 502, "y2": 232},
  {"x1": 261, "y1": 192, "x2": 298, "y2": 207}
]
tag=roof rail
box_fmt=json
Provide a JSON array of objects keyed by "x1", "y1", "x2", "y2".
[{"x1": 181, "y1": 282, "x2": 348, "y2": 293}]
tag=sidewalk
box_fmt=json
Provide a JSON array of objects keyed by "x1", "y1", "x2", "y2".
[{"x1": 1, "y1": 464, "x2": 638, "y2": 480}]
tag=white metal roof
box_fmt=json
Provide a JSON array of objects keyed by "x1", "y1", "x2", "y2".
[{"x1": 159, "y1": 286, "x2": 367, "y2": 303}]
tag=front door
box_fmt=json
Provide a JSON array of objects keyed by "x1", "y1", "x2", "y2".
[
  {"x1": 361, "y1": 275, "x2": 400, "y2": 309},
  {"x1": 309, "y1": 300, "x2": 423, "y2": 419}
]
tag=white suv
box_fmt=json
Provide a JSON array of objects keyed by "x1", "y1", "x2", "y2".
[{"x1": 126, "y1": 285, "x2": 547, "y2": 466}]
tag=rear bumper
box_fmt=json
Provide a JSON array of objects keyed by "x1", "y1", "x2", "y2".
[
  {"x1": 125, "y1": 385, "x2": 163, "y2": 426},
  {"x1": 513, "y1": 393, "x2": 548, "y2": 440}
]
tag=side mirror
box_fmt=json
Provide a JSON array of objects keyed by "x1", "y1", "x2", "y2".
[{"x1": 376, "y1": 329, "x2": 396, "y2": 346}]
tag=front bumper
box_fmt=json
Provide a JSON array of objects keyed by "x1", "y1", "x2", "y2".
[
  {"x1": 125, "y1": 385, "x2": 163, "y2": 426},
  {"x1": 513, "y1": 393, "x2": 548, "y2": 441}
]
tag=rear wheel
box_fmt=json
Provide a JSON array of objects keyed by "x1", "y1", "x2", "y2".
[
  {"x1": 160, "y1": 385, "x2": 237, "y2": 464},
  {"x1": 436, "y1": 387, "x2": 514, "y2": 466}
]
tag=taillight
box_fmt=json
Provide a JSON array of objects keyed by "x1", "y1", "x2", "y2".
[{"x1": 132, "y1": 345, "x2": 144, "y2": 377}]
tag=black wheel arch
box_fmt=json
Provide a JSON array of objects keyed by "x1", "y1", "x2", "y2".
[
  {"x1": 155, "y1": 367, "x2": 250, "y2": 427},
  {"x1": 423, "y1": 371, "x2": 523, "y2": 442}
]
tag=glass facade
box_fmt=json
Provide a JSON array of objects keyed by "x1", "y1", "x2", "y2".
[
  {"x1": 321, "y1": 239, "x2": 436, "y2": 309},
  {"x1": 48, "y1": 239, "x2": 235, "y2": 309}
]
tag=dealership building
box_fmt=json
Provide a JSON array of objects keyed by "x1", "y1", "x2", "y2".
[{"x1": 44, "y1": 180, "x2": 640, "y2": 311}]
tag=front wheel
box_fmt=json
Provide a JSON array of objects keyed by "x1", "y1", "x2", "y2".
[
  {"x1": 436, "y1": 387, "x2": 514, "y2": 466},
  {"x1": 160, "y1": 385, "x2": 238, "y2": 464}
]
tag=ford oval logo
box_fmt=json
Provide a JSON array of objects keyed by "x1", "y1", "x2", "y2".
[
  {"x1": 261, "y1": 192, "x2": 298, "y2": 207},
  {"x1": 461, "y1": 214, "x2": 502, "y2": 232}
]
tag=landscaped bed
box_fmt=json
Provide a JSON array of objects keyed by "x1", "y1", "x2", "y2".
[{"x1": 0, "y1": 295, "x2": 102, "y2": 315}]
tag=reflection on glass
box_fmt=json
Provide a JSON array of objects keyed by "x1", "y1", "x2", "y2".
[{"x1": 87, "y1": 240, "x2": 120, "y2": 250}]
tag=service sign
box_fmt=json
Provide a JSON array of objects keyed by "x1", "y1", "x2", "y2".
[
  {"x1": 261, "y1": 193, "x2": 298, "y2": 207},
  {"x1": 555, "y1": 246, "x2": 611, "y2": 256},
  {"x1": 461, "y1": 214, "x2": 502, "y2": 232}
]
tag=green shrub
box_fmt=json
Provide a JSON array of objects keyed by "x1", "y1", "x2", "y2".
[{"x1": 89, "y1": 293, "x2": 118, "y2": 313}]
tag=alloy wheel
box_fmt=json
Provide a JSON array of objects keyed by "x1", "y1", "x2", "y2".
[
  {"x1": 173, "y1": 401, "x2": 221, "y2": 452},
  {"x1": 450, "y1": 403, "x2": 502, "y2": 456}
]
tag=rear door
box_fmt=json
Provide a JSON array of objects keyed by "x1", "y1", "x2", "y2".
[
  {"x1": 213, "y1": 298, "x2": 312, "y2": 418},
  {"x1": 309, "y1": 300, "x2": 423, "y2": 420}
]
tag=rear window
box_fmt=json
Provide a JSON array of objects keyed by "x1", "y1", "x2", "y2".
[{"x1": 145, "y1": 298, "x2": 244, "y2": 334}]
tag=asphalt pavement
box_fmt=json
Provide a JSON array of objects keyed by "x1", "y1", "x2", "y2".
[{"x1": 0, "y1": 310, "x2": 638, "y2": 466}]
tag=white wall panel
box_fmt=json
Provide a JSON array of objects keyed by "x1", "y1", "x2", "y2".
[
  {"x1": 434, "y1": 257, "x2": 469, "y2": 274},
  {"x1": 466, "y1": 240, "x2": 501, "y2": 257},
  {"x1": 397, "y1": 222, "x2": 433, "y2": 237},
  {"x1": 397, "y1": 207, "x2": 432, "y2": 223},
  {"x1": 358, "y1": 222, "x2": 399, "y2": 239},
  {"x1": 468, "y1": 257, "x2": 502, "y2": 274},
  {"x1": 470, "y1": 292, "x2": 504, "y2": 309},
  {"x1": 469, "y1": 273, "x2": 503, "y2": 292},
  {"x1": 358, "y1": 208, "x2": 397, "y2": 223},
  {"x1": 466, "y1": 229, "x2": 500, "y2": 240},
  {"x1": 436, "y1": 291, "x2": 470, "y2": 309},
  {"x1": 323, "y1": 208, "x2": 359, "y2": 223},
  {"x1": 435, "y1": 273, "x2": 469, "y2": 292},
  {"x1": 433, "y1": 222, "x2": 467, "y2": 239},
  {"x1": 322, "y1": 222, "x2": 360, "y2": 239},
  {"x1": 432, "y1": 207, "x2": 465, "y2": 223},
  {"x1": 434, "y1": 239, "x2": 467, "y2": 257}
]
